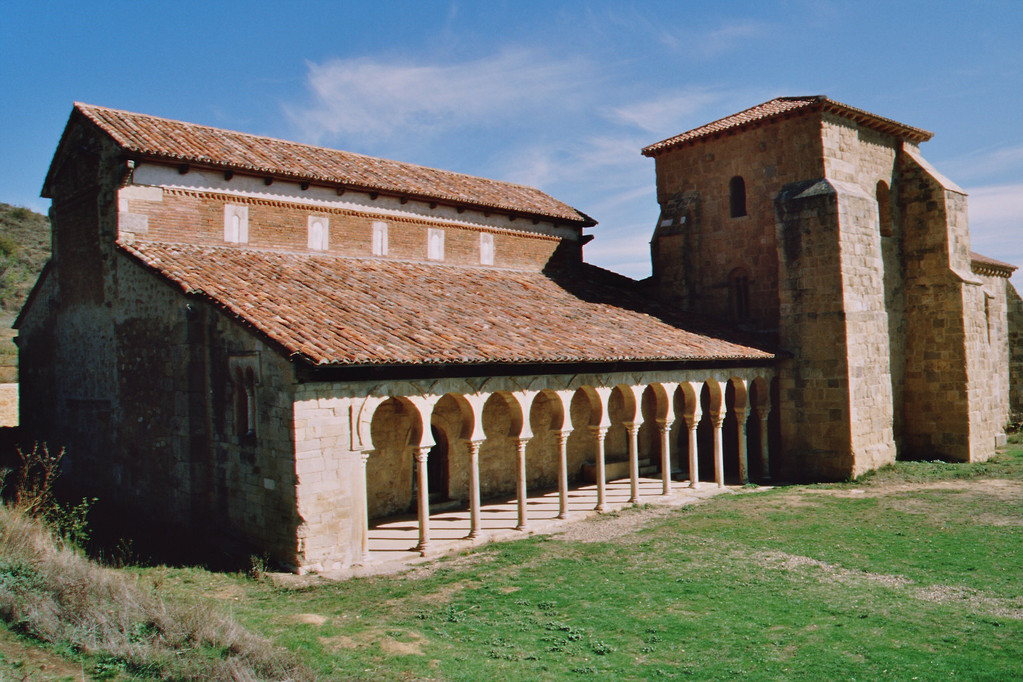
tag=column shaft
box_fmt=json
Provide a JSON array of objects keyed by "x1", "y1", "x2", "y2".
[
  {"x1": 737, "y1": 408, "x2": 749, "y2": 485},
  {"x1": 626, "y1": 423, "x2": 640, "y2": 504},
  {"x1": 593, "y1": 426, "x2": 608, "y2": 512},
  {"x1": 466, "y1": 440, "x2": 482, "y2": 539},
  {"x1": 556, "y1": 430, "x2": 569, "y2": 519},
  {"x1": 688, "y1": 423, "x2": 700, "y2": 490},
  {"x1": 712, "y1": 416, "x2": 725, "y2": 488},
  {"x1": 515, "y1": 438, "x2": 529, "y2": 531},
  {"x1": 414, "y1": 447, "x2": 431, "y2": 554},
  {"x1": 659, "y1": 422, "x2": 673, "y2": 495}
]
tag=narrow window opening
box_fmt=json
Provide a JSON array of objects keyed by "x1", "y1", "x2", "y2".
[
  {"x1": 480, "y1": 233, "x2": 495, "y2": 265},
  {"x1": 233, "y1": 367, "x2": 248, "y2": 437},
  {"x1": 428, "y1": 228, "x2": 445, "y2": 261},
  {"x1": 729, "y1": 176, "x2": 747, "y2": 218},
  {"x1": 372, "y1": 221, "x2": 388, "y2": 256},
  {"x1": 307, "y1": 215, "x2": 328, "y2": 250},
  {"x1": 876, "y1": 181, "x2": 893, "y2": 237},
  {"x1": 729, "y1": 267, "x2": 751, "y2": 320},
  {"x1": 244, "y1": 367, "x2": 256, "y2": 438},
  {"x1": 985, "y1": 293, "x2": 993, "y2": 344},
  {"x1": 224, "y1": 204, "x2": 248, "y2": 243}
]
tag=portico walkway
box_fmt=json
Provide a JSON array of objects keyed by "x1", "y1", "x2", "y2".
[{"x1": 346, "y1": 474, "x2": 735, "y2": 578}]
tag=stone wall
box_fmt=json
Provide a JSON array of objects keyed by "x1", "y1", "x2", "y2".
[
  {"x1": 1009, "y1": 282, "x2": 1023, "y2": 417},
  {"x1": 650, "y1": 114, "x2": 823, "y2": 332}
]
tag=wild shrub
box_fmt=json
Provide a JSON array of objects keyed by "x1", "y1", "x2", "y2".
[{"x1": 0, "y1": 444, "x2": 313, "y2": 680}]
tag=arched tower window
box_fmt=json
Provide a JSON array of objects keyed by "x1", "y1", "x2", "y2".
[
  {"x1": 876, "y1": 181, "x2": 893, "y2": 237},
  {"x1": 729, "y1": 267, "x2": 751, "y2": 320},
  {"x1": 233, "y1": 365, "x2": 257, "y2": 441},
  {"x1": 729, "y1": 176, "x2": 747, "y2": 218}
]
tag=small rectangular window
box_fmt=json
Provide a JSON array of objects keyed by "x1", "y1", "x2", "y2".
[
  {"x1": 372, "y1": 221, "x2": 388, "y2": 256},
  {"x1": 428, "y1": 228, "x2": 445, "y2": 261},
  {"x1": 480, "y1": 233, "x2": 495, "y2": 265},
  {"x1": 224, "y1": 204, "x2": 248, "y2": 243},
  {"x1": 307, "y1": 215, "x2": 329, "y2": 250}
]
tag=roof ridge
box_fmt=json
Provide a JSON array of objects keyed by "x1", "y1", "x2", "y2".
[
  {"x1": 642, "y1": 95, "x2": 932, "y2": 156},
  {"x1": 74, "y1": 102, "x2": 563, "y2": 198}
]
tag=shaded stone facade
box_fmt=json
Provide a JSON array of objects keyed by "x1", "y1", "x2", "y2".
[{"x1": 16, "y1": 97, "x2": 1016, "y2": 572}]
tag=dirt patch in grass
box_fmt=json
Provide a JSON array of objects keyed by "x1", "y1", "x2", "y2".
[
  {"x1": 749, "y1": 548, "x2": 1023, "y2": 620},
  {"x1": 807, "y1": 478, "x2": 1023, "y2": 501},
  {"x1": 751, "y1": 549, "x2": 912, "y2": 589},
  {"x1": 0, "y1": 626, "x2": 83, "y2": 681},
  {"x1": 319, "y1": 634, "x2": 358, "y2": 650},
  {"x1": 380, "y1": 631, "x2": 426, "y2": 656},
  {"x1": 290, "y1": 613, "x2": 330, "y2": 626},
  {"x1": 552, "y1": 505, "x2": 677, "y2": 543}
]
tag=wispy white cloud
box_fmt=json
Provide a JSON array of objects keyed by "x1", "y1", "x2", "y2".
[
  {"x1": 967, "y1": 183, "x2": 1023, "y2": 289},
  {"x1": 968, "y1": 183, "x2": 1023, "y2": 225},
  {"x1": 947, "y1": 145, "x2": 1023, "y2": 184},
  {"x1": 698, "y1": 19, "x2": 766, "y2": 57},
  {"x1": 285, "y1": 50, "x2": 594, "y2": 145},
  {"x1": 655, "y1": 18, "x2": 768, "y2": 57},
  {"x1": 607, "y1": 89, "x2": 725, "y2": 135}
]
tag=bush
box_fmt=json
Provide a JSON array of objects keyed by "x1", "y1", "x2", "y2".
[{"x1": 0, "y1": 442, "x2": 314, "y2": 680}]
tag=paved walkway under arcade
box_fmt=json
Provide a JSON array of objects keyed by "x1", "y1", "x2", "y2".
[{"x1": 341, "y1": 475, "x2": 736, "y2": 579}]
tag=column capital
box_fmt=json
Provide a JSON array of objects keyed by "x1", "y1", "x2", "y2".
[
  {"x1": 414, "y1": 447, "x2": 430, "y2": 464},
  {"x1": 590, "y1": 425, "x2": 609, "y2": 438},
  {"x1": 623, "y1": 421, "x2": 639, "y2": 436},
  {"x1": 359, "y1": 451, "x2": 372, "y2": 465}
]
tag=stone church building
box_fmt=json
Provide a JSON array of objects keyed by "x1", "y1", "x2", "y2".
[{"x1": 16, "y1": 96, "x2": 1016, "y2": 572}]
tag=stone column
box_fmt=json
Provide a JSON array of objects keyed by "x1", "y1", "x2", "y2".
[
  {"x1": 555, "y1": 429, "x2": 570, "y2": 519},
  {"x1": 358, "y1": 451, "x2": 372, "y2": 564},
  {"x1": 465, "y1": 439, "x2": 483, "y2": 539},
  {"x1": 625, "y1": 422, "x2": 640, "y2": 504},
  {"x1": 688, "y1": 419, "x2": 701, "y2": 490},
  {"x1": 592, "y1": 426, "x2": 609, "y2": 512},
  {"x1": 515, "y1": 437, "x2": 529, "y2": 531},
  {"x1": 758, "y1": 409, "x2": 771, "y2": 480},
  {"x1": 735, "y1": 407, "x2": 749, "y2": 485},
  {"x1": 414, "y1": 446, "x2": 431, "y2": 555},
  {"x1": 712, "y1": 413, "x2": 725, "y2": 488},
  {"x1": 658, "y1": 419, "x2": 673, "y2": 495}
]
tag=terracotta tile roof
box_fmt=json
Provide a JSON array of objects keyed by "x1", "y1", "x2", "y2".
[
  {"x1": 119, "y1": 240, "x2": 776, "y2": 366},
  {"x1": 971, "y1": 251, "x2": 1017, "y2": 277},
  {"x1": 72, "y1": 103, "x2": 593, "y2": 226},
  {"x1": 642, "y1": 96, "x2": 933, "y2": 156}
]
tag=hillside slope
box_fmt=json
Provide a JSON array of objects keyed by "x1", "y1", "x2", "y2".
[{"x1": 0, "y1": 203, "x2": 51, "y2": 382}]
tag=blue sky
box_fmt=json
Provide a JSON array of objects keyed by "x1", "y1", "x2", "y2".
[{"x1": 2, "y1": 1, "x2": 1021, "y2": 285}]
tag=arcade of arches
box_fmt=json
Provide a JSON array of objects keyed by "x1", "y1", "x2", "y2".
[{"x1": 350, "y1": 369, "x2": 779, "y2": 563}]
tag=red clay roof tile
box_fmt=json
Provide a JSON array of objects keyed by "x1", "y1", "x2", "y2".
[
  {"x1": 120, "y1": 240, "x2": 776, "y2": 366},
  {"x1": 74, "y1": 103, "x2": 593, "y2": 225},
  {"x1": 971, "y1": 251, "x2": 1017, "y2": 276},
  {"x1": 642, "y1": 96, "x2": 933, "y2": 156}
]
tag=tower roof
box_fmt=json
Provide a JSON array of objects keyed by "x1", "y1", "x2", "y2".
[{"x1": 642, "y1": 96, "x2": 933, "y2": 156}]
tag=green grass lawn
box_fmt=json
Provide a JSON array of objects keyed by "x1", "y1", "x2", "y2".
[{"x1": 131, "y1": 447, "x2": 1023, "y2": 681}]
